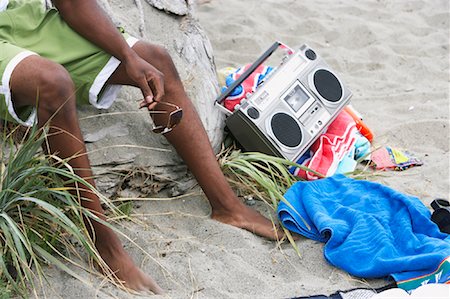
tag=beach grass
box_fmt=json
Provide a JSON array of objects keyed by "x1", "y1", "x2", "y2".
[
  {"x1": 0, "y1": 279, "x2": 12, "y2": 299},
  {"x1": 219, "y1": 144, "x2": 301, "y2": 209},
  {"x1": 0, "y1": 123, "x2": 120, "y2": 297}
]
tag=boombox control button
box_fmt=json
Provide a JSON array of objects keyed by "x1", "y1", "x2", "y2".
[
  {"x1": 305, "y1": 49, "x2": 317, "y2": 60},
  {"x1": 247, "y1": 107, "x2": 260, "y2": 119}
]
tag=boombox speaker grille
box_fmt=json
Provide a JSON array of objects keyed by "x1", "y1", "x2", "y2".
[
  {"x1": 313, "y1": 69, "x2": 343, "y2": 102},
  {"x1": 271, "y1": 113, "x2": 302, "y2": 148}
]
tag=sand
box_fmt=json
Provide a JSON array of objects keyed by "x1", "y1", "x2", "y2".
[{"x1": 36, "y1": 0, "x2": 449, "y2": 298}]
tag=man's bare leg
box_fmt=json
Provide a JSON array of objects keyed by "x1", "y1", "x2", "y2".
[
  {"x1": 10, "y1": 55, "x2": 162, "y2": 294},
  {"x1": 107, "y1": 42, "x2": 280, "y2": 240}
]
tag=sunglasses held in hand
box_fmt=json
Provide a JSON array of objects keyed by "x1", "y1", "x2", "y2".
[{"x1": 148, "y1": 101, "x2": 183, "y2": 134}]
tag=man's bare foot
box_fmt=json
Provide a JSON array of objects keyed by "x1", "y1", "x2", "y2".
[
  {"x1": 95, "y1": 230, "x2": 163, "y2": 294},
  {"x1": 211, "y1": 201, "x2": 283, "y2": 240}
]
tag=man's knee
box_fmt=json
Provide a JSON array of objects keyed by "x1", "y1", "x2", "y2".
[
  {"x1": 141, "y1": 43, "x2": 179, "y2": 79},
  {"x1": 149, "y1": 44, "x2": 173, "y2": 65},
  {"x1": 37, "y1": 64, "x2": 76, "y2": 116}
]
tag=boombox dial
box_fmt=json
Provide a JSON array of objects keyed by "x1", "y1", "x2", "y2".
[
  {"x1": 247, "y1": 107, "x2": 260, "y2": 119},
  {"x1": 305, "y1": 49, "x2": 316, "y2": 60}
]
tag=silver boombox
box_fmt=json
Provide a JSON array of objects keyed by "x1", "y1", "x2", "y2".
[{"x1": 215, "y1": 42, "x2": 352, "y2": 162}]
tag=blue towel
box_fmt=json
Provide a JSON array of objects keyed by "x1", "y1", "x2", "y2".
[{"x1": 278, "y1": 175, "x2": 450, "y2": 291}]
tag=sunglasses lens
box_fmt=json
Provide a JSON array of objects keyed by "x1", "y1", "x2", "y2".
[
  {"x1": 150, "y1": 102, "x2": 183, "y2": 134},
  {"x1": 168, "y1": 109, "x2": 183, "y2": 128}
]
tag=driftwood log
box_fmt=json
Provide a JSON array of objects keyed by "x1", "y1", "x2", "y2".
[{"x1": 77, "y1": 0, "x2": 223, "y2": 198}]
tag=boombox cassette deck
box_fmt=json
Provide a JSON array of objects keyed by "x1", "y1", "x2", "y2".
[{"x1": 215, "y1": 42, "x2": 352, "y2": 162}]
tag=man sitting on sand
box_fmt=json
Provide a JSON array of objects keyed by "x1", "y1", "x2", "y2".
[{"x1": 0, "y1": 0, "x2": 279, "y2": 294}]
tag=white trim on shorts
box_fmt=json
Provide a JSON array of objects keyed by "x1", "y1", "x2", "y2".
[
  {"x1": 0, "y1": 50, "x2": 38, "y2": 126},
  {"x1": 88, "y1": 36, "x2": 139, "y2": 109},
  {"x1": 0, "y1": 0, "x2": 8, "y2": 12}
]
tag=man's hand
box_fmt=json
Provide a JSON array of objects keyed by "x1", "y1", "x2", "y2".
[
  {"x1": 123, "y1": 52, "x2": 165, "y2": 110},
  {"x1": 54, "y1": 0, "x2": 165, "y2": 110}
]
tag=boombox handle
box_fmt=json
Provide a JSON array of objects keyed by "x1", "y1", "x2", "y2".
[{"x1": 214, "y1": 41, "x2": 290, "y2": 114}]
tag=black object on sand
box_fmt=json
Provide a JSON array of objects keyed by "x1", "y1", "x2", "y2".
[{"x1": 431, "y1": 198, "x2": 450, "y2": 234}]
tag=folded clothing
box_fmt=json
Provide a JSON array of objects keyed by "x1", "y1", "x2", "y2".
[
  {"x1": 291, "y1": 283, "x2": 396, "y2": 299},
  {"x1": 370, "y1": 147, "x2": 423, "y2": 171},
  {"x1": 371, "y1": 284, "x2": 450, "y2": 298},
  {"x1": 278, "y1": 175, "x2": 450, "y2": 291},
  {"x1": 221, "y1": 64, "x2": 274, "y2": 111},
  {"x1": 290, "y1": 110, "x2": 370, "y2": 180},
  {"x1": 292, "y1": 283, "x2": 450, "y2": 299}
]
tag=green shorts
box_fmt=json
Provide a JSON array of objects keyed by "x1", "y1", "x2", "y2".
[{"x1": 0, "y1": 0, "x2": 138, "y2": 125}]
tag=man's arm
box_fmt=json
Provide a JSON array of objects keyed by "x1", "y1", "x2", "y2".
[{"x1": 53, "y1": 0, "x2": 163, "y2": 107}]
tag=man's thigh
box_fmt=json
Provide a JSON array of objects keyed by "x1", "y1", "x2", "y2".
[
  {"x1": 0, "y1": 41, "x2": 38, "y2": 125},
  {"x1": 2, "y1": 0, "x2": 138, "y2": 111}
]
